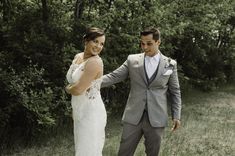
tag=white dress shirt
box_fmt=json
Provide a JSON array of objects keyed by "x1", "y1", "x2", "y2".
[{"x1": 145, "y1": 53, "x2": 160, "y2": 78}]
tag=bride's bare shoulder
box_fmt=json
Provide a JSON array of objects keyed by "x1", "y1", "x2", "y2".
[
  {"x1": 85, "y1": 56, "x2": 103, "y2": 71},
  {"x1": 87, "y1": 56, "x2": 103, "y2": 64},
  {"x1": 73, "y1": 52, "x2": 84, "y2": 64}
]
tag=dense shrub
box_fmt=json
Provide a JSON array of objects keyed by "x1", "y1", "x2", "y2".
[{"x1": 0, "y1": 64, "x2": 54, "y2": 144}]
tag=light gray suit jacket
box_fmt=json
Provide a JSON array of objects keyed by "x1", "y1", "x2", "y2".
[{"x1": 102, "y1": 53, "x2": 181, "y2": 127}]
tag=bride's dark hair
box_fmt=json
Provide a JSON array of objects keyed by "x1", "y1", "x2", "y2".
[{"x1": 83, "y1": 27, "x2": 105, "y2": 42}]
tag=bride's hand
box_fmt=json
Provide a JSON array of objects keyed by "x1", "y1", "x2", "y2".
[{"x1": 65, "y1": 84, "x2": 72, "y2": 94}]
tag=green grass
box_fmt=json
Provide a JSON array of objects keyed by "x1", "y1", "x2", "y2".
[{"x1": 2, "y1": 86, "x2": 235, "y2": 156}]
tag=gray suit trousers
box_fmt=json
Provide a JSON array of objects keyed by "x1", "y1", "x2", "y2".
[{"x1": 118, "y1": 111, "x2": 165, "y2": 156}]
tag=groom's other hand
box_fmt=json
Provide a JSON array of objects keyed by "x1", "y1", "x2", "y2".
[{"x1": 171, "y1": 119, "x2": 180, "y2": 132}]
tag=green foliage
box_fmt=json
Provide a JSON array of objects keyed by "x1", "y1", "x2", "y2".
[
  {"x1": 158, "y1": 0, "x2": 235, "y2": 90},
  {"x1": 0, "y1": 0, "x2": 235, "y2": 145},
  {"x1": 0, "y1": 0, "x2": 73, "y2": 145},
  {"x1": 0, "y1": 64, "x2": 54, "y2": 145}
]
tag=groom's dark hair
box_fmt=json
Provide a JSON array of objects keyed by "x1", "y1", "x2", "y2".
[{"x1": 140, "y1": 27, "x2": 161, "y2": 41}]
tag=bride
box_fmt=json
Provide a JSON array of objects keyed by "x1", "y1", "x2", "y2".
[{"x1": 66, "y1": 27, "x2": 107, "y2": 156}]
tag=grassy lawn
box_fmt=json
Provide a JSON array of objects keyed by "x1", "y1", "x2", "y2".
[{"x1": 2, "y1": 86, "x2": 235, "y2": 156}]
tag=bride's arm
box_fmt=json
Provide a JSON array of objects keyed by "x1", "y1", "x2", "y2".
[
  {"x1": 66, "y1": 57, "x2": 103, "y2": 96},
  {"x1": 66, "y1": 53, "x2": 83, "y2": 83}
]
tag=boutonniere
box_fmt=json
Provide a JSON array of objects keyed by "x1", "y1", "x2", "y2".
[{"x1": 165, "y1": 58, "x2": 175, "y2": 68}]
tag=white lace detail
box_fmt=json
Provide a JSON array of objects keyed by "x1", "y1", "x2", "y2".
[{"x1": 85, "y1": 78, "x2": 102, "y2": 99}]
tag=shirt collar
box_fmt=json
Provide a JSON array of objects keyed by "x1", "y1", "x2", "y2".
[{"x1": 145, "y1": 51, "x2": 161, "y2": 62}]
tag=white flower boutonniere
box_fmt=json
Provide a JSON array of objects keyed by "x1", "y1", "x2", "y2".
[{"x1": 165, "y1": 58, "x2": 176, "y2": 68}]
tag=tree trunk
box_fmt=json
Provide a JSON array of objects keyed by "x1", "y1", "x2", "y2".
[
  {"x1": 41, "y1": 0, "x2": 48, "y2": 23},
  {"x1": 2, "y1": 0, "x2": 11, "y2": 22},
  {"x1": 75, "y1": 0, "x2": 85, "y2": 20}
]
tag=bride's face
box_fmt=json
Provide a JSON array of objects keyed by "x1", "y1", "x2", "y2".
[{"x1": 85, "y1": 35, "x2": 105, "y2": 56}]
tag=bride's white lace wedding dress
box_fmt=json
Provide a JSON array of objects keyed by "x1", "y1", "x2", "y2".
[{"x1": 66, "y1": 60, "x2": 107, "y2": 156}]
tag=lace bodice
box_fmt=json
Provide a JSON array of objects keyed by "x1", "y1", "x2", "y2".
[{"x1": 66, "y1": 61, "x2": 102, "y2": 98}]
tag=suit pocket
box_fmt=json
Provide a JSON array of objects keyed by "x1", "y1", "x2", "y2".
[
  {"x1": 158, "y1": 75, "x2": 170, "y2": 85},
  {"x1": 163, "y1": 69, "x2": 173, "y2": 76}
]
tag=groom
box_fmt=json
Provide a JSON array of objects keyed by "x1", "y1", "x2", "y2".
[{"x1": 102, "y1": 27, "x2": 182, "y2": 156}]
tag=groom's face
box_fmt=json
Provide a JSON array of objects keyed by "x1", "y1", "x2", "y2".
[{"x1": 140, "y1": 34, "x2": 160, "y2": 57}]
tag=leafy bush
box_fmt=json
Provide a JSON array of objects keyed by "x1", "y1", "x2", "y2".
[{"x1": 0, "y1": 64, "x2": 59, "y2": 145}]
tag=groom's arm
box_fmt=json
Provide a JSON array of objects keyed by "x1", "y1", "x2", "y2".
[
  {"x1": 101, "y1": 60, "x2": 129, "y2": 88},
  {"x1": 167, "y1": 60, "x2": 182, "y2": 131},
  {"x1": 168, "y1": 61, "x2": 182, "y2": 120}
]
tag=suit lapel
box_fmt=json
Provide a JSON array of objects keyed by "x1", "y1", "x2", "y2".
[{"x1": 138, "y1": 53, "x2": 148, "y2": 85}]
